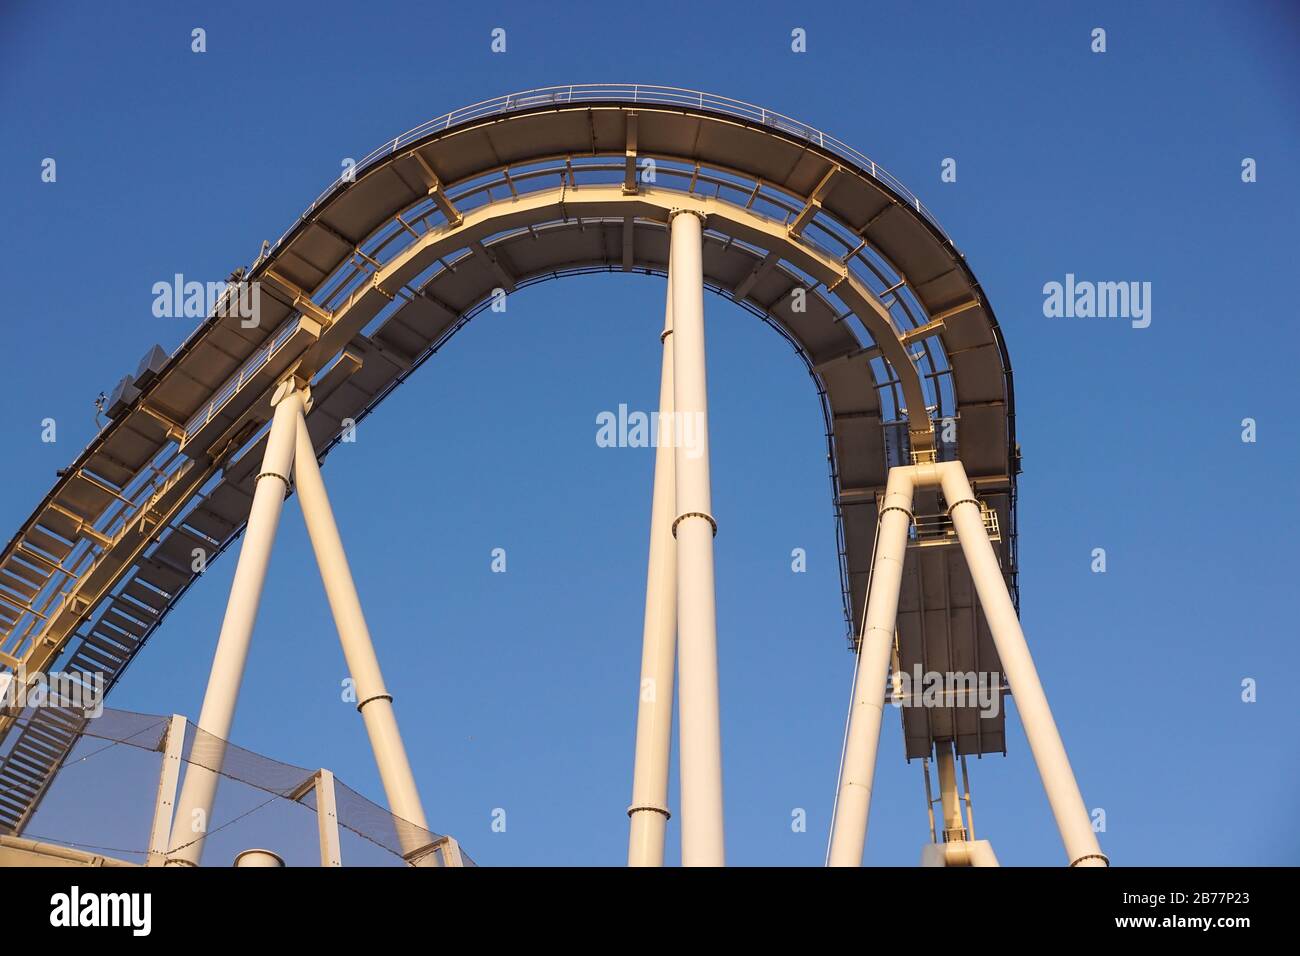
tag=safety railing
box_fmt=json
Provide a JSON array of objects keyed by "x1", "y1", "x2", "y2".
[
  {"x1": 282, "y1": 84, "x2": 950, "y2": 247},
  {"x1": 181, "y1": 314, "x2": 303, "y2": 441},
  {"x1": 911, "y1": 501, "x2": 1001, "y2": 548}
]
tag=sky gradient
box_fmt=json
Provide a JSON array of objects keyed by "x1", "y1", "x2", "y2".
[{"x1": 1, "y1": 0, "x2": 1297, "y2": 866}]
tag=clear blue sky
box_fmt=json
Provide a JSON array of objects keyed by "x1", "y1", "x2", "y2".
[{"x1": 2, "y1": 0, "x2": 1297, "y2": 866}]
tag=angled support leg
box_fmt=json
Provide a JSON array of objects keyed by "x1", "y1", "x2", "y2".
[
  {"x1": 627, "y1": 268, "x2": 677, "y2": 866},
  {"x1": 292, "y1": 407, "x2": 431, "y2": 852},
  {"x1": 939, "y1": 463, "x2": 1107, "y2": 867},
  {"x1": 166, "y1": 381, "x2": 304, "y2": 866},
  {"x1": 827, "y1": 467, "x2": 914, "y2": 866}
]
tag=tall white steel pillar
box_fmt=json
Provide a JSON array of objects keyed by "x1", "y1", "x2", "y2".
[
  {"x1": 668, "y1": 210, "x2": 725, "y2": 866},
  {"x1": 939, "y1": 464, "x2": 1107, "y2": 867},
  {"x1": 827, "y1": 466, "x2": 915, "y2": 866},
  {"x1": 292, "y1": 409, "x2": 431, "y2": 849},
  {"x1": 627, "y1": 270, "x2": 678, "y2": 867},
  {"x1": 166, "y1": 381, "x2": 304, "y2": 865}
]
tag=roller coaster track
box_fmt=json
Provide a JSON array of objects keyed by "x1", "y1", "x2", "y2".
[{"x1": 0, "y1": 85, "x2": 1018, "y2": 834}]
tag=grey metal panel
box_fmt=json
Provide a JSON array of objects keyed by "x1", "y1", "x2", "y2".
[
  {"x1": 54, "y1": 475, "x2": 115, "y2": 523},
  {"x1": 0, "y1": 558, "x2": 44, "y2": 590},
  {"x1": 123, "y1": 580, "x2": 169, "y2": 614},
  {"x1": 822, "y1": 174, "x2": 894, "y2": 233},
  {"x1": 133, "y1": 557, "x2": 187, "y2": 596},
  {"x1": 820, "y1": 358, "x2": 879, "y2": 415},
  {"x1": 286, "y1": 223, "x2": 356, "y2": 280},
  {"x1": 952, "y1": 345, "x2": 1007, "y2": 405},
  {"x1": 940, "y1": 304, "x2": 996, "y2": 352},
  {"x1": 914, "y1": 269, "x2": 975, "y2": 318},
  {"x1": 319, "y1": 165, "x2": 422, "y2": 248},
  {"x1": 417, "y1": 132, "x2": 505, "y2": 187},
  {"x1": 956, "y1": 404, "x2": 1010, "y2": 479},
  {"x1": 148, "y1": 361, "x2": 222, "y2": 414},
  {"x1": 765, "y1": 282, "x2": 854, "y2": 365},
  {"x1": 22, "y1": 526, "x2": 73, "y2": 562},
  {"x1": 897, "y1": 545, "x2": 1008, "y2": 760},
  {"x1": 33, "y1": 507, "x2": 79, "y2": 543},
  {"x1": 182, "y1": 506, "x2": 237, "y2": 545},
  {"x1": 81, "y1": 451, "x2": 137, "y2": 489},
  {"x1": 483, "y1": 109, "x2": 601, "y2": 166},
  {"x1": 864, "y1": 204, "x2": 954, "y2": 288},
  {"x1": 96, "y1": 423, "x2": 163, "y2": 476},
  {"x1": 273, "y1": 246, "x2": 335, "y2": 292},
  {"x1": 0, "y1": 571, "x2": 37, "y2": 602},
  {"x1": 695, "y1": 120, "x2": 813, "y2": 188},
  {"x1": 833, "y1": 414, "x2": 887, "y2": 492}
]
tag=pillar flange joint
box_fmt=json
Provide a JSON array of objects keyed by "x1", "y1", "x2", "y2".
[
  {"x1": 355, "y1": 692, "x2": 394, "y2": 713},
  {"x1": 671, "y1": 511, "x2": 717, "y2": 538},
  {"x1": 667, "y1": 208, "x2": 708, "y2": 226}
]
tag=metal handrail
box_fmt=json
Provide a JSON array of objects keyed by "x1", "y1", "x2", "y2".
[
  {"x1": 181, "y1": 315, "x2": 302, "y2": 439},
  {"x1": 280, "y1": 84, "x2": 950, "y2": 248}
]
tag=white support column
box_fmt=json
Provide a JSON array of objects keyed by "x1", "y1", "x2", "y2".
[
  {"x1": 146, "y1": 714, "x2": 186, "y2": 867},
  {"x1": 167, "y1": 382, "x2": 304, "y2": 866},
  {"x1": 934, "y1": 741, "x2": 965, "y2": 840},
  {"x1": 439, "y1": 836, "x2": 466, "y2": 868},
  {"x1": 964, "y1": 840, "x2": 1000, "y2": 866},
  {"x1": 921, "y1": 839, "x2": 1000, "y2": 867},
  {"x1": 827, "y1": 466, "x2": 914, "y2": 866},
  {"x1": 668, "y1": 210, "x2": 725, "y2": 866},
  {"x1": 627, "y1": 269, "x2": 678, "y2": 867},
  {"x1": 292, "y1": 408, "x2": 431, "y2": 849},
  {"x1": 939, "y1": 463, "x2": 1107, "y2": 867},
  {"x1": 314, "y1": 769, "x2": 343, "y2": 867}
]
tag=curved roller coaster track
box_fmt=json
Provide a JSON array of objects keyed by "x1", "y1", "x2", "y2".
[{"x1": 0, "y1": 85, "x2": 1030, "y2": 862}]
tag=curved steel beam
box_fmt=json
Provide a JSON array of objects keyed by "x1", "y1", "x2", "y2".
[{"x1": 294, "y1": 185, "x2": 934, "y2": 450}]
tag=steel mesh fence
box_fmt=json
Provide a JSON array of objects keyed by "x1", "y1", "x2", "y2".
[{"x1": 5, "y1": 705, "x2": 471, "y2": 866}]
